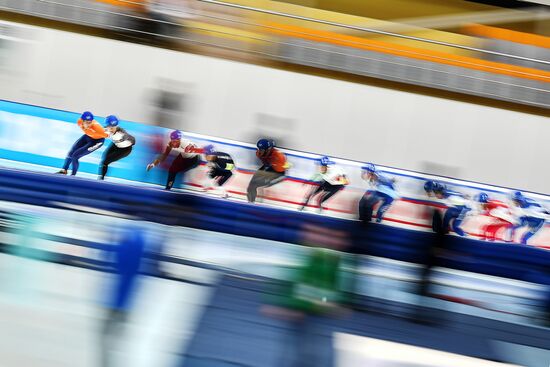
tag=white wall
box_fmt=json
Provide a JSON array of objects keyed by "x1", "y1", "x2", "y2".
[{"x1": 1, "y1": 20, "x2": 549, "y2": 193}]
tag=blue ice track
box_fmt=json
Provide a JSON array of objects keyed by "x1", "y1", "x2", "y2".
[{"x1": 1, "y1": 167, "x2": 550, "y2": 284}]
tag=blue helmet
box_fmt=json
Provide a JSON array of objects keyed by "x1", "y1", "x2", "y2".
[
  {"x1": 511, "y1": 191, "x2": 524, "y2": 202},
  {"x1": 170, "y1": 130, "x2": 183, "y2": 141},
  {"x1": 433, "y1": 182, "x2": 446, "y2": 194},
  {"x1": 426, "y1": 181, "x2": 445, "y2": 194},
  {"x1": 477, "y1": 192, "x2": 489, "y2": 203},
  {"x1": 81, "y1": 111, "x2": 94, "y2": 122},
  {"x1": 104, "y1": 115, "x2": 119, "y2": 127},
  {"x1": 257, "y1": 138, "x2": 275, "y2": 150},
  {"x1": 424, "y1": 180, "x2": 436, "y2": 192},
  {"x1": 203, "y1": 144, "x2": 215, "y2": 155},
  {"x1": 362, "y1": 163, "x2": 376, "y2": 173},
  {"x1": 319, "y1": 156, "x2": 334, "y2": 166}
]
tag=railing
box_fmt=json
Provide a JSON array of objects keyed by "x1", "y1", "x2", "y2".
[{"x1": 197, "y1": 0, "x2": 550, "y2": 67}]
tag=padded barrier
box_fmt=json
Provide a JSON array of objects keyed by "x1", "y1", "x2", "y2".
[{"x1": 1, "y1": 167, "x2": 550, "y2": 284}]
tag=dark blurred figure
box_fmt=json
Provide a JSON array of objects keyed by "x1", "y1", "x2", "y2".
[
  {"x1": 0, "y1": 210, "x2": 11, "y2": 252},
  {"x1": 423, "y1": 180, "x2": 445, "y2": 234},
  {"x1": 150, "y1": 79, "x2": 189, "y2": 131},
  {"x1": 125, "y1": 0, "x2": 184, "y2": 47},
  {"x1": 101, "y1": 222, "x2": 146, "y2": 367},
  {"x1": 544, "y1": 283, "x2": 550, "y2": 328},
  {"x1": 250, "y1": 113, "x2": 296, "y2": 151},
  {"x1": 524, "y1": 271, "x2": 550, "y2": 328},
  {"x1": 415, "y1": 181, "x2": 448, "y2": 323}
]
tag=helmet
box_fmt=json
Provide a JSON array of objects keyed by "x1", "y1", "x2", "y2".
[
  {"x1": 433, "y1": 182, "x2": 446, "y2": 194},
  {"x1": 104, "y1": 115, "x2": 119, "y2": 127},
  {"x1": 362, "y1": 163, "x2": 376, "y2": 173},
  {"x1": 319, "y1": 156, "x2": 334, "y2": 166},
  {"x1": 170, "y1": 130, "x2": 183, "y2": 141},
  {"x1": 511, "y1": 191, "x2": 524, "y2": 202},
  {"x1": 257, "y1": 138, "x2": 275, "y2": 150},
  {"x1": 477, "y1": 192, "x2": 489, "y2": 203},
  {"x1": 203, "y1": 144, "x2": 215, "y2": 155},
  {"x1": 424, "y1": 180, "x2": 436, "y2": 192},
  {"x1": 81, "y1": 111, "x2": 94, "y2": 122}
]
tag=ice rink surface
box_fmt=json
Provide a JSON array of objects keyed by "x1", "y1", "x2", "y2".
[
  {"x1": 0, "y1": 253, "x2": 215, "y2": 367},
  {"x1": 0, "y1": 161, "x2": 549, "y2": 367}
]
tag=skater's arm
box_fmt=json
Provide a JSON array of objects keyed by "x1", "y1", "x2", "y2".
[
  {"x1": 78, "y1": 120, "x2": 109, "y2": 139},
  {"x1": 337, "y1": 174, "x2": 350, "y2": 185},
  {"x1": 147, "y1": 145, "x2": 172, "y2": 170},
  {"x1": 333, "y1": 166, "x2": 349, "y2": 185},
  {"x1": 270, "y1": 150, "x2": 289, "y2": 173},
  {"x1": 157, "y1": 145, "x2": 172, "y2": 163},
  {"x1": 90, "y1": 123, "x2": 109, "y2": 139}
]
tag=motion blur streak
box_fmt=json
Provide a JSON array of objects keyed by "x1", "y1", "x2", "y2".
[{"x1": 0, "y1": 0, "x2": 549, "y2": 366}]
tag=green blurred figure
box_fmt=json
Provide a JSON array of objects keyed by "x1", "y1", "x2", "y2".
[{"x1": 262, "y1": 224, "x2": 352, "y2": 367}]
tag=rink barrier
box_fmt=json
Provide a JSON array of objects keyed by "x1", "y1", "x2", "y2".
[{"x1": 1, "y1": 167, "x2": 550, "y2": 285}]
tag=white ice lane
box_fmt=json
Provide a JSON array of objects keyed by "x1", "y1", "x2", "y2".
[
  {"x1": 0, "y1": 253, "x2": 215, "y2": 367},
  {"x1": 116, "y1": 275, "x2": 215, "y2": 367}
]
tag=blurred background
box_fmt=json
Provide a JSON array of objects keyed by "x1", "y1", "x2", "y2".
[{"x1": 0, "y1": 0, "x2": 549, "y2": 366}]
